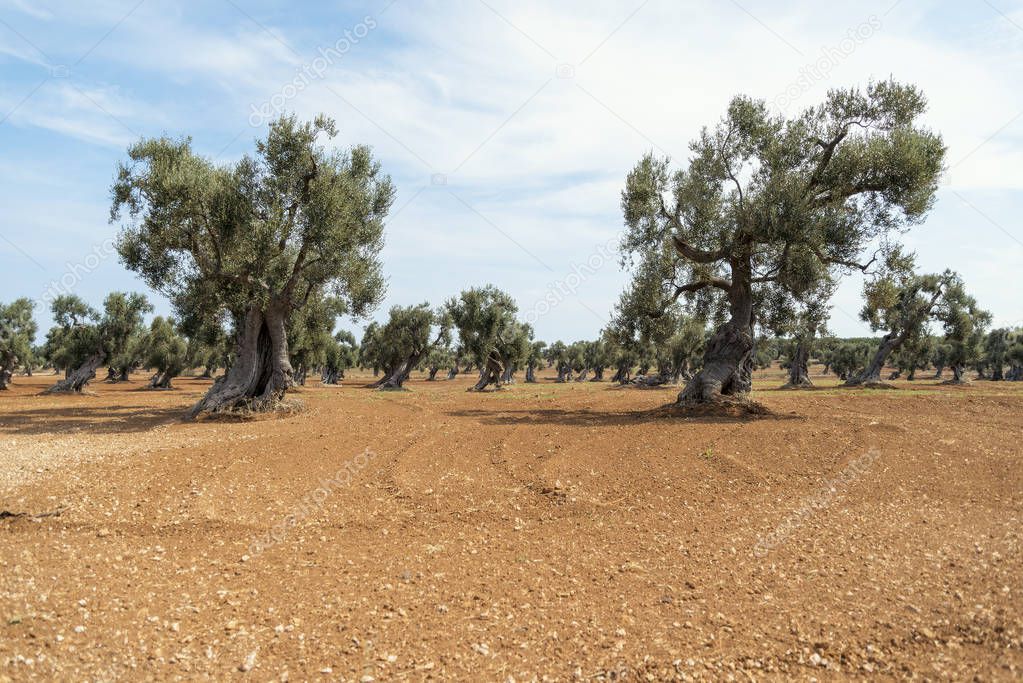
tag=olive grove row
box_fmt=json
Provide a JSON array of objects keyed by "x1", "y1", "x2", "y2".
[{"x1": 1, "y1": 81, "x2": 1014, "y2": 415}]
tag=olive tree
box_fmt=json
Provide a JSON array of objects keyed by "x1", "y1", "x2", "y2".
[
  {"x1": 322, "y1": 330, "x2": 357, "y2": 385},
  {"x1": 619, "y1": 81, "x2": 945, "y2": 405},
  {"x1": 142, "y1": 316, "x2": 188, "y2": 389},
  {"x1": 44, "y1": 293, "x2": 152, "y2": 393},
  {"x1": 112, "y1": 114, "x2": 392, "y2": 417},
  {"x1": 545, "y1": 341, "x2": 572, "y2": 382},
  {"x1": 846, "y1": 257, "x2": 952, "y2": 386},
  {"x1": 447, "y1": 286, "x2": 521, "y2": 391},
  {"x1": 288, "y1": 294, "x2": 344, "y2": 386},
  {"x1": 829, "y1": 340, "x2": 872, "y2": 381},
  {"x1": 367, "y1": 304, "x2": 451, "y2": 390},
  {"x1": 422, "y1": 346, "x2": 455, "y2": 381},
  {"x1": 982, "y1": 329, "x2": 1013, "y2": 381},
  {"x1": 524, "y1": 340, "x2": 546, "y2": 383},
  {"x1": 0, "y1": 298, "x2": 37, "y2": 390},
  {"x1": 890, "y1": 334, "x2": 933, "y2": 380},
  {"x1": 935, "y1": 278, "x2": 989, "y2": 384}
]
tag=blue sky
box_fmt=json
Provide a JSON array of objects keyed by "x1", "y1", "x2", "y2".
[{"x1": 2, "y1": 0, "x2": 1022, "y2": 344}]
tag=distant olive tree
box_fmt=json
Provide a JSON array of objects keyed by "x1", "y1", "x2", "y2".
[
  {"x1": 846, "y1": 253, "x2": 952, "y2": 386},
  {"x1": 44, "y1": 293, "x2": 152, "y2": 393},
  {"x1": 935, "y1": 279, "x2": 990, "y2": 384},
  {"x1": 446, "y1": 286, "x2": 522, "y2": 392},
  {"x1": 0, "y1": 298, "x2": 37, "y2": 390},
  {"x1": 142, "y1": 316, "x2": 188, "y2": 389}
]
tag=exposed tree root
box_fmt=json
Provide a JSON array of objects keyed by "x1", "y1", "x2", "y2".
[
  {"x1": 190, "y1": 397, "x2": 306, "y2": 422},
  {"x1": 649, "y1": 396, "x2": 772, "y2": 419}
]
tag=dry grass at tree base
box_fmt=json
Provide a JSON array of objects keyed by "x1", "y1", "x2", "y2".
[{"x1": 1, "y1": 364, "x2": 1021, "y2": 680}]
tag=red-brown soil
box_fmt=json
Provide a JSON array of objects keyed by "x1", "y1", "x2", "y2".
[{"x1": 1, "y1": 368, "x2": 1021, "y2": 680}]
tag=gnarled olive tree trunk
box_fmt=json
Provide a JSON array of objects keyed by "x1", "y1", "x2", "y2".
[
  {"x1": 45, "y1": 351, "x2": 105, "y2": 394},
  {"x1": 524, "y1": 362, "x2": 538, "y2": 383},
  {"x1": 150, "y1": 369, "x2": 176, "y2": 389},
  {"x1": 677, "y1": 323, "x2": 754, "y2": 403},
  {"x1": 677, "y1": 263, "x2": 755, "y2": 404},
  {"x1": 500, "y1": 363, "x2": 515, "y2": 385},
  {"x1": 612, "y1": 363, "x2": 631, "y2": 384},
  {"x1": 783, "y1": 339, "x2": 813, "y2": 388},
  {"x1": 378, "y1": 356, "x2": 417, "y2": 390},
  {"x1": 469, "y1": 352, "x2": 503, "y2": 391},
  {"x1": 188, "y1": 304, "x2": 293, "y2": 417},
  {"x1": 1, "y1": 350, "x2": 19, "y2": 390},
  {"x1": 943, "y1": 365, "x2": 968, "y2": 385},
  {"x1": 845, "y1": 332, "x2": 900, "y2": 387}
]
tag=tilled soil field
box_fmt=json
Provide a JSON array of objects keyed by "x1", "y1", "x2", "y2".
[{"x1": 1, "y1": 369, "x2": 1021, "y2": 680}]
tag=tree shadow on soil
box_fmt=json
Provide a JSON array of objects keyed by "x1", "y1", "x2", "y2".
[
  {"x1": 0, "y1": 404, "x2": 186, "y2": 436},
  {"x1": 446, "y1": 405, "x2": 803, "y2": 427}
]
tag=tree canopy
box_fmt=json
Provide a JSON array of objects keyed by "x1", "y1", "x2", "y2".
[
  {"x1": 618, "y1": 80, "x2": 946, "y2": 403},
  {"x1": 112, "y1": 114, "x2": 394, "y2": 415}
]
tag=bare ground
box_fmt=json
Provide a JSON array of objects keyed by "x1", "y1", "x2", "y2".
[{"x1": 1, "y1": 368, "x2": 1021, "y2": 681}]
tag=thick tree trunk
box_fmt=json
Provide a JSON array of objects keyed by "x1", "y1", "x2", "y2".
[
  {"x1": 556, "y1": 365, "x2": 571, "y2": 382},
  {"x1": 378, "y1": 357, "x2": 416, "y2": 390},
  {"x1": 150, "y1": 369, "x2": 176, "y2": 389},
  {"x1": 783, "y1": 340, "x2": 813, "y2": 388},
  {"x1": 446, "y1": 367, "x2": 457, "y2": 380},
  {"x1": 500, "y1": 364, "x2": 515, "y2": 384},
  {"x1": 612, "y1": 363, "x2": 631, "y2": 384},
  {"x1": 322, "y1": 368, "x2": 341, "y2": 385},
  {"x1": 469, "y1": 353, "x2": 503, "y2": 391},
  {"x1": 105, "y1": 367, "x2": 117, "y2": 382},
  {"x1": 574, "y1": 369, "x2": 589, "y2": 382},
  {"x1": 677, "y1": 260, "x2": 756, "y2": 404},
  {"x1": 0, "y1": 358, "x2": 13, "y2": 390},
  {"x1": 590, "y1": 366, "x2": 604, "y2": 381},
  {"x1": 943, "y1": 365, "x2": 968, "y2": 385},
  {"x1": 201, "y1": 364, "x2": 215, "y2": 379},
  {"x1": 907, "y1": 368, "x2": 916, "y2": 381},
  {"x1": 932, "y1": 365, "x2": 944, "y2": 379},
  {"x1": 46, "y1": 352, "x2": 105, "y2": 393},
  {"x1": 525, "y1": 363, "x2": 537, "y2": 383},
  {"x1": 991, "y1": 365, "x2": 1004, "y2": 381},
  {"x1": 188, "y1": 304, "x2": 293, "y2": 417},
  {"x1": 295, "y1": 365, "x2": 307, "y2": 386},
  {"x1": 427, "y1": 367, "x2": 440, "y2": 381},
  {"x1": 677, "y1": 321, "x2": 754, "y2": 403},
  {"x1": 846, "y1": 332, "x2": 899, "y2": 386}
]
